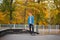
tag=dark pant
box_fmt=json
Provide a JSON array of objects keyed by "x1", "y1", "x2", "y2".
[{"x1": 29, "y1": 24, "x2": 34, "y2": 34}]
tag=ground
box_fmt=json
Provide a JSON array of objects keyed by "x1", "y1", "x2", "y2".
[
  {"x1": 0, "y1": 34, "x2": 60, "y2": 40},
  {"x1": 0, "y1": 27, "x2": 60, "y2": 40}
]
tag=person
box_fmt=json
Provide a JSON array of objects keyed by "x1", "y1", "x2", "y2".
[{"x1": 28, "y1": 12, "x2": 34, "y2": 35}]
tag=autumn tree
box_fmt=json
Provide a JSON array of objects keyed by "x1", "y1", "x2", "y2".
[{"x1": 0, "y1": 0, "x2": 15, "y2": 24}]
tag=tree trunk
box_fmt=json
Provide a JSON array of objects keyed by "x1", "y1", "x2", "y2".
[
  {"x1": 38, "y1": 0, "x2": 40, "y2": 3},
  {"x1": 24, "y1": 0, "x2": 28, "y2": 24},
  {"x1": 10, "y1": 0, "x2": 13, "y2": 24}
]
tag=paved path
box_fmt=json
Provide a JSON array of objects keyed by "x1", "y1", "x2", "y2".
[{"x1": 0, "y1": 34, "x2": 60, "y2": 40}]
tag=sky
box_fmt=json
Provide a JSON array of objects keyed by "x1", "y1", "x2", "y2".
[
  {"x1": 0, "y1": 0, "x2": 3, "y2": 3},
  {"x1": 0, "y1": 0, "x2": 15, "y2": 3}
]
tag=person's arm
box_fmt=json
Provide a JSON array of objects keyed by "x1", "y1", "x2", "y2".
[
  {"x1": 33, "y1": 16, "x2": 34, "y2": 22},
  {"x1": 28, "y1": 17, "x2": 29, "y2": 24},
  {"x1": 32, "y1": 16, "x2": 34, "y2": 25}
]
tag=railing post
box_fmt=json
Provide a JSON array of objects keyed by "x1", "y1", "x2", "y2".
[
  {"x1": 56, "y1": 25, "x2": 59, "y2": 32},
  {"x1": 48, "y1": 25, "x2": 51, "y2": 33},
  {"x1": 25, "y1": 25, "x2": 26, "y2": 30},
  {"x1": 13, "y1": 24, "x2": 15, "y2": 29},
  {"x1": 36, "y1": 25, "x2": 39, "y2": 33},
  {"x1": 43, "y1": 25, "x2": 44, "y2": 31}
]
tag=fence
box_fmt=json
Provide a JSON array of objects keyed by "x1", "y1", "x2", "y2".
[{"x1": 0, "y1": 24, "x2": 60, "y2": 33}]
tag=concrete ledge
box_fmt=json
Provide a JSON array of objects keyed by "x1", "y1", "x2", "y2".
[{"x1": 0, "y1": 29, "x2": 38, "y2": 37}]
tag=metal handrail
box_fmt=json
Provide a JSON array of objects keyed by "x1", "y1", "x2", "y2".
[{"x1": 0, "y1": 24, "x2": 60, "y2": 33}]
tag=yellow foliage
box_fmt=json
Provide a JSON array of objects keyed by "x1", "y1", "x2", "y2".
[
  {"x1": 0, "y1": 0, "x2": 59, "y2": 25},
  {"x1": 0, "y1": 12, "x2": 5, "y2": 20}
]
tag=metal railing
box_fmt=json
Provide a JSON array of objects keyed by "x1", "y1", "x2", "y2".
[{"x1": 0, "y1": 24, "x2": 60, "y2": 33}]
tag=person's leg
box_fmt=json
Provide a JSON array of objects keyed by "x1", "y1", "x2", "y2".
[
  {"x1": 31, "y1": 24, "x2": 34, "y2": 34},
  {"x1": 29, "y1": 24, "x2": 31, "y2": 34}
]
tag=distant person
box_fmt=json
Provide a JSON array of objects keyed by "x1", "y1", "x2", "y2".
[{"x1": 28, "y1": 12, "x2": 34, "y2": 35}]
